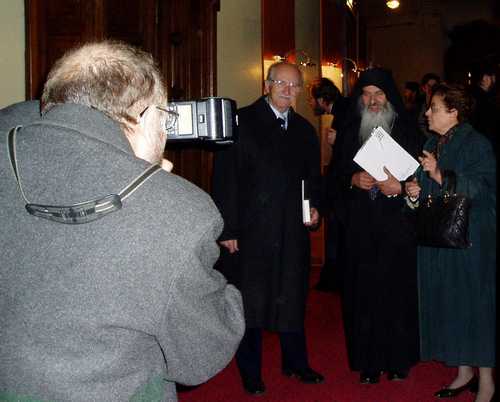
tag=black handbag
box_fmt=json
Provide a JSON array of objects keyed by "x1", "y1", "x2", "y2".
[{"x1": 416, "y1": 173, "x2": 471, "y2": 249}]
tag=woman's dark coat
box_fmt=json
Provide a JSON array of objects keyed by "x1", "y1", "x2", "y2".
[
  {"x1": 212, "y1": 96, "x2": 321, "y2": 332},
  {"x1": 416, "y1": 123, "x2": 496, "y2": 367}
]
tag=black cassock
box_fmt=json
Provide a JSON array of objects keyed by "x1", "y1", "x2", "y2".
[
  {"x1": 333, "y1": 112, "x2": 421, "y2": 373},
  {"x1": 212, "y1": 96, "x2": 321, "y2": 332}
]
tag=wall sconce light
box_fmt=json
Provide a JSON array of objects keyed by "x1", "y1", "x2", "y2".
[
  {"x1": 328, "y1": 58, "x2": 363, "y2": 73},
  {"x1": 271, "y1": 50, "x2": 316, "y2": 67},
  {"x1": 264, "y1": 50, "x2": 316, "y2": 81},
  {"x1": 288, "y1": 50, "x2": 316, "y2": 67},
  {"x1": 344, "y1": 57, "x2": 361, "y2": 73},
  {"x1": 386, "y1": 0, "x2": 400, "y2": 9}
]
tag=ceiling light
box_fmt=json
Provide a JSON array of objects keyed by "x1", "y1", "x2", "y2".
[{"x1": 386, "y1": 0, "x2": 400, "y2": 9}]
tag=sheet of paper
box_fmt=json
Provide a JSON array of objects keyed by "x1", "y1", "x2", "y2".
[{"x1": 353, "y1": 126, "x2": 420, "y2": 181}]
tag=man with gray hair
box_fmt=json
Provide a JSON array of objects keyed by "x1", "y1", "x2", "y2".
[
  {"x1": 0, "y1": 40, "x2": 244, "y2": 401},
  {"x1": 213, "y1": 62, "x2": 323, "y2": 396},
  {"x1": 332, "y1": 67, "x2": 421, "y2": 384}
]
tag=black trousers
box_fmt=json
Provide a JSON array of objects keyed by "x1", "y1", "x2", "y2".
[
  {"x1": 316, "y1": 213, "x2": 345, "y2": 291},
  {"x1": 235, "y1": 327, "x2": 309, "y2": 380}
]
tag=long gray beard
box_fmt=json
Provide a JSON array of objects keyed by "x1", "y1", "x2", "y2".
[{"x1": 358, "y1": 99, "x2": 396, "y2": 144}]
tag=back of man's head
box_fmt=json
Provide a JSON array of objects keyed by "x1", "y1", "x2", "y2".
[
  {"x1": 41, "y1": 40, "x2": 166, "y2": 130},
  {"x1": 475, "y1": 65, "x2": 496, "y2": 91},
  {"x1": 405, "y1": 81, "x2": 420, "y2": 94},
  {"x1": 310, "y1": 77, "x2": 341, "y2": 104},
  {"x1": 420, "y1": 73, "x2": 440, "y2": 87}
]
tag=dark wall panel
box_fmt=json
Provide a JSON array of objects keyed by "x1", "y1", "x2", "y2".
[{"x1": 262, "y1": 0, "x2": 295, "y2": 59}]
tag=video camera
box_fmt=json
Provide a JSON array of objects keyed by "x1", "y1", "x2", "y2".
[{"x1": 166, "y1": 97, "x2": 237, "y2": 144}]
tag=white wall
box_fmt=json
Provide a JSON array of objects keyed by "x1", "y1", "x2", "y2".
[
  {"x1": 217, "y1": 0, "x2": 262, "y2": 109},
  {"x1": 0, "y1": 0, "x2": 25, "y2": 108},
  {"x1": 295, "y1": 0, "x2": 320, "y2": 132}
]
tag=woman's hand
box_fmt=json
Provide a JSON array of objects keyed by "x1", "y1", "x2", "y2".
[
  {"x1": 418, "y1": 150, "x2": 442, "y2": 185},
  {"x1": 405, "y1": 177, "x2": 421, "y2": 199}
]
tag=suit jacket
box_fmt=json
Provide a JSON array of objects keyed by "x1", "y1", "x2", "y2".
[
  {"x1": 212, "y1": 96, "x2": 321, "y2": 331},
  {"x1": 0, "y1": 103, "x2": 244, "y2": 402}
]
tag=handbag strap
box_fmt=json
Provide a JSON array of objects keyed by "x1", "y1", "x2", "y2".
[{"x1": 443, "y1": 170, "x2": 457, "y2": 195}]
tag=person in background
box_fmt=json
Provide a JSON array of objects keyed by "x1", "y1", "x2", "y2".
[
  {"x1": 406, "y1": 83, "x2": 496, "y2": 402},
  {"x1": 212, "y1": 62, "x2": 324, "y2": 396},
  {"x1": 417, "y1": 72, "x2": 441, "y2": 140},
  {"x1": 403, "y1": 81, "x2": 421, "y2": 119},
  {"x1": 308, "y1": 77, "x2": 350, "y2": 292},
  {"x1": 470, "y1": 65, "x2": 498, "y2": 155},
  {"x1": 0, "y1": 40, "x2": 244, "y2": 402},
  {"x1": 333, "y1": 67, "x2": 421, "y2": 384}
]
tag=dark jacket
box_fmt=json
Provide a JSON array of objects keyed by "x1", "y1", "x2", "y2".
[
  {"x1": 470, "y1": 85, "x2": 499, "y2": 155},
  {"x1": 0, "y1": 100, "x2": 41, "y2": 132},
  {"x1": 212, "y1": 96, "x2": 321, "y2": 331},
  {"x1": 417, "y1": 123, "x2": 496, "y2": 367},
  {"x1": 325, "y1": 95, "x2": 352, "y2": 219},
  {"x1": 0, "y1": 103, "x2": 244, "y2": 402},
  {"x1": 333, "y1": 68, "x2": 421, "y2": 372}
]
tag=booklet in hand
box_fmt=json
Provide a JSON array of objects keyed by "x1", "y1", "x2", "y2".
[
  {"x1": 302, "y1": 179, "x2": 311, "y2": 224},
  {"x1": 353, "y1": 126, "x2": 419, "y2": 181}
]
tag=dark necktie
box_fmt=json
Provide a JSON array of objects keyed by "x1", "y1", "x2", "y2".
[{"x1": 277, "y1": 117, "x2": 286, "y2": 131}]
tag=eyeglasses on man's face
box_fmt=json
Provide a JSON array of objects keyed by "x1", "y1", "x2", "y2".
[
  {"x1": 268, "y1": 79, "x2": 302, "y2": 91},
  {"x1": 139, "y1": 104, "x2": 179, "y2": 132}
]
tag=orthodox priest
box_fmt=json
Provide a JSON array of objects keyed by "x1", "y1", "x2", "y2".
[
  {"x1": 212, "y1": 62, "x2": 323, "y2": 395},
  {"x1": 332, "y1": 67, "x2": 421, "y2": 384}
]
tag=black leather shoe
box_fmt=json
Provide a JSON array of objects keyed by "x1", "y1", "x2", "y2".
[
  {"x1": 387, "y1": 369, "x2": 409, "y2": 381},
  {"x1": 242, "y1": 377, "x2": 266, "y2": 395},
  {"x1": 282, "y1": 367, "x2": 325, "y2": 384},
  {"x1": 434, "y1": 376, "x2": 478, "y2": 398},
  {"x1": 360, "y1": 371, "x2": 380, "y2": 384}
]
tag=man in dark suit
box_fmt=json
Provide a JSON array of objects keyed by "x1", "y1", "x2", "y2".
[
  {"x1": 308, "y1": 77, "x2": 350, "y2": 292},
  {"x1": 470, "y1": 65, "x2": 498, "y2": 155},
  {"x1": 212, "y1": 62, "x2": 324, "y2": 395}
]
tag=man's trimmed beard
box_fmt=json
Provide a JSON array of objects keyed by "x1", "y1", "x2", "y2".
[{"x1": 358, "y1": 98, "x2": 396, "y2": 144}]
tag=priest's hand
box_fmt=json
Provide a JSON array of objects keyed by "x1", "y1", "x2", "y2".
[
  {"x1": 220, "y1": 239, "x2": 239, "y2": 254},
  {"x1": 376, "y1": 167, "x2": 402, "y2": 196},
  {"x1": 351, "y1": 171, "x2": 376, "y2": 191}
]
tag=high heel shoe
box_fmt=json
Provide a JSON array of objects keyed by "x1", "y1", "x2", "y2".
[{"x1": 434, "y1": 376, "x2": 478, "y2": 398}]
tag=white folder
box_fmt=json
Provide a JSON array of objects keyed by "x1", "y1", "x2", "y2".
[{"x1": 353, "y1": 126, "x2": 419, "y2": 181}]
